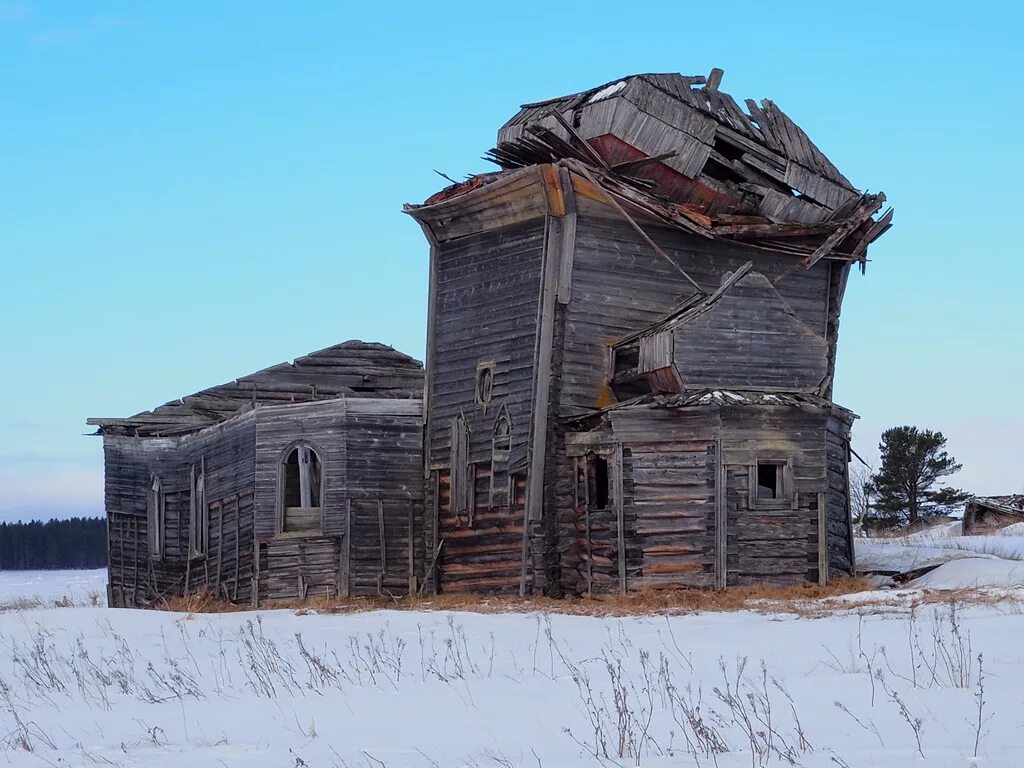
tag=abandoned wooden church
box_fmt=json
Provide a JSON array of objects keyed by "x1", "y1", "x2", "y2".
[{"x1": 94, "y1": 69, "x2": 891, "y2": 605}]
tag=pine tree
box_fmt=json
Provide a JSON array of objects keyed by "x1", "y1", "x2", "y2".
[
  {"x1": 868, "y1": 426, "x2": 968, "y2": 526},
  {"x1": 0, "y1": 518, "x2": 107, "y2": 570}
]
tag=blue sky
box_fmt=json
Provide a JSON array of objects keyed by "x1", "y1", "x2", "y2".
[{"x1": 1, "y1": 1, "x2": 1021, "y2": 522}]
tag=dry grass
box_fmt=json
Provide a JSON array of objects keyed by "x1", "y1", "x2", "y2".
[{"x1": 150, "y1": 577, "x2": 1002, "y2": 619}]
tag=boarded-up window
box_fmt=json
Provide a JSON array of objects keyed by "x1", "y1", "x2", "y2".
[
  {"x1": 489, "y1": 408, "x2": 512, "y2": 508},
  {"x1": 475, "y1": 362, "x2": 495, "y2": 406},
  {"x1": 147, "y1": 475, "x2": 164, "y2": 559},
  {"x1": 450, "y1": 413, "x2": 472, "y2": 519},
  {"x1": 189, "y1": 461, "x2": 207, "y2": 557},
  {"x1": 279, "y1": 444, "x2": 323, "y2": 535}
]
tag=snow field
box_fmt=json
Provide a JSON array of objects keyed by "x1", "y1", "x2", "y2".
[{"x1": 2, "y1": 594, "x2": 1023, "y2": 767}]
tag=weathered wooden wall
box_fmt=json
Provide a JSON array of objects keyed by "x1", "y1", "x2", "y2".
[
  {"x1": 420, "y1": 218, "x2": 547, "y2": 594},
  {"x1": 826, "y1": 413, "x2": 855, "y2": 576},
  {"x1": 668, "y1": 272, "x2": 828, "y2": 391},
  {"x1": 561, "y1": 403, "x2": 847, "y2": 593},
  {"x1": 104, "y1": 411, "x2": 256, "y2": 607},
  {"x1": 432, "y1": 467, "x2": 528, "y2": 593},
  {"x1": 719, "y1": 407, "x2": 827, "y2": 585},
  {"x1": 251, "y1": 397, "x2": 425, "y2": 602},
  {"x1": 426, "y1": 219, "x2": 546, "y2": 472},
  {"x1": 559, "y1": 205, "x2": 833, "y2": 412}
]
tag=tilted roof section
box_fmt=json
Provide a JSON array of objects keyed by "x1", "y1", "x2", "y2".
[
  {"x1": 88, "y1": 340, "x2": 424, "y2": 437},
  {"x1": 409, "y1": 69, "x2": 891, "y2": 269}
]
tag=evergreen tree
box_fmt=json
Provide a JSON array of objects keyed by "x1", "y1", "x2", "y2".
[
  {"x1": 0, "y1": 517, "x2": 107, "y2": 570},
  {"x1": 868, "y1": 426, "x2": 968, "y2": 526}
]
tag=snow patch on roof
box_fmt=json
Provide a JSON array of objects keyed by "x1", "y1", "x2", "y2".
[{"x1": 588, "y1": 80, "x2": 626, "y2": 103}]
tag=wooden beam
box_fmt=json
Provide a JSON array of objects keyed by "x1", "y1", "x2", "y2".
[
  {"x1": 525, "y1": 215, "x2": 564, "y2": 525},
  {"x1": 614, "y1": 444, "x2": 626, "y2": 595},
  {"x1": 340, "y1": 498, "x2": 351, "y2": 597},
  {"x1": 377, "y1": 498, "x2": 386, "y2": 595},
  {"x1": 556, "y1": 165, "x2": 578, "y2": 305},
  {"x1": 818, "y1": 491, "x2": 829, "y2": 586},
  {"x1": 714, "y1": 437, "x2": 728, "y2": 590}
]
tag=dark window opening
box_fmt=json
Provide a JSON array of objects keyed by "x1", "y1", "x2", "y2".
[
  {"x1": 757, "y1": 461, "x2": 782, "y2": 500},
  {"x1": 280, "y1": 445, "x2": 323, "y2": 534},
  {"x1": 587, "y1": 453, "x2": 610, "y2": 510}
]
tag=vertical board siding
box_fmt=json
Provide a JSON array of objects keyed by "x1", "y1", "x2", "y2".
[
  {"x1": 107, "y1": 396, "x2": 424, "y2": 606},
  {"x1": 427, "y1": 219, "x2": 546, "y2": 472},
  {"x1": 103, "y1": 413, "x2": 256, "y2": 606}
]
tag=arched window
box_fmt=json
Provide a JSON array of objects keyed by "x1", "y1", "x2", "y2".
[
  {"x1": 278, "y1": 443, "x2": 323, "y2": 535},
  {"x1": 147, "y1": 474, "x2": 164, "y2": 559},
  {"x1": 489, "y1": 407, "x2": 512, "y2": 508}
]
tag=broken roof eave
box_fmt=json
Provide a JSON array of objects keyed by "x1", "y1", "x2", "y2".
[
  {"x1": 406, "y1": 160, "x2": 888, "y2": 266},
  {"x1": 564, "y1": 390, "x2": 859, "y2": 427}
]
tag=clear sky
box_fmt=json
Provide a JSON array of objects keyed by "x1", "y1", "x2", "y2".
[{"x1": 1, "y1": 1, "x2": 1022, "y2": 522}]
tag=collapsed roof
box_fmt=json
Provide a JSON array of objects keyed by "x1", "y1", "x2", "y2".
[
  {"x1": 88, "y1": 341, "x2": 424, "y2": 438},
  {"x1": 413, "y1": 69, "x2": 891, "y2": 270}
]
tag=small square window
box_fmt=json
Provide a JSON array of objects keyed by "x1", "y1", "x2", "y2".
[{"x1": 749, "y1": 459, "x2": 791, "y2": 509}]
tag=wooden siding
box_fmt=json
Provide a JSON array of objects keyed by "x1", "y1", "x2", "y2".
[
  {"x1": 615, "y1": 410, "x2": 718, "y2": 590},
  {"x1": 559, "y1": 206, "x2": 831, "y2": 412},
  {"x1": 561, "y1": 403, "x2": 835, "y2": 592},
  {"x1": 254, "y1": 399, "x2": 348, "y2": 540},
  {"x1": 427, "y1": 219, "x2": 546, "y2": 473},
  {"x1": 435, "y1": 468, "x2": 528, "y2": 593},
  {"x1": 106, "y1": 396, "x2": 424, "y2": 606},
  {"x1": 720, "y1": 407, "x2": 827, "y2": 585},
  {"x1": 826, "y1": 413, "x2": 855, "y2": 576},
  {"x1": 103, "y1": 411, "x2": 256, "y2": 606},
  {"x1": 670, "y1": 272, "x2": 829, "y2": 391}
]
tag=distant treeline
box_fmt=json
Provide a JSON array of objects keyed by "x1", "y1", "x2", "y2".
[{"x1": 0, "y1": 517, "x2": 107, "y2": 570}]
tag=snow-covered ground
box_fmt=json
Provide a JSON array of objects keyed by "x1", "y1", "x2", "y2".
[
  {"x1": 1, "y1": 571, "x2": 1024, "y2": 766},
  {"x1": 857, "y1": 521, "x2": 1024, "y2": 589},
  {"x1": 0, "y1": 568, "x2": 107, "y2": 607}
]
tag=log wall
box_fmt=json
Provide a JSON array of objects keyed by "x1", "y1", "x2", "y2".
[{"x1": 562, "y1": 404, "x2": 844, "y2": 593}]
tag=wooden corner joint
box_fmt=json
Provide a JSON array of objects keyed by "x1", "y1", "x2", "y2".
[{"x1": 539, "y1": 164, "x2": 566, "y2": 217}]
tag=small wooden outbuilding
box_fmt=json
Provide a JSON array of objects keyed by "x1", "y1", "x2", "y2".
[
  {"x1": 963, "y1": 496, "x2": 1024, "y2": 536},
  {"x1": 89, "y1": 341, "x2": 424, "y2": 607}
]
